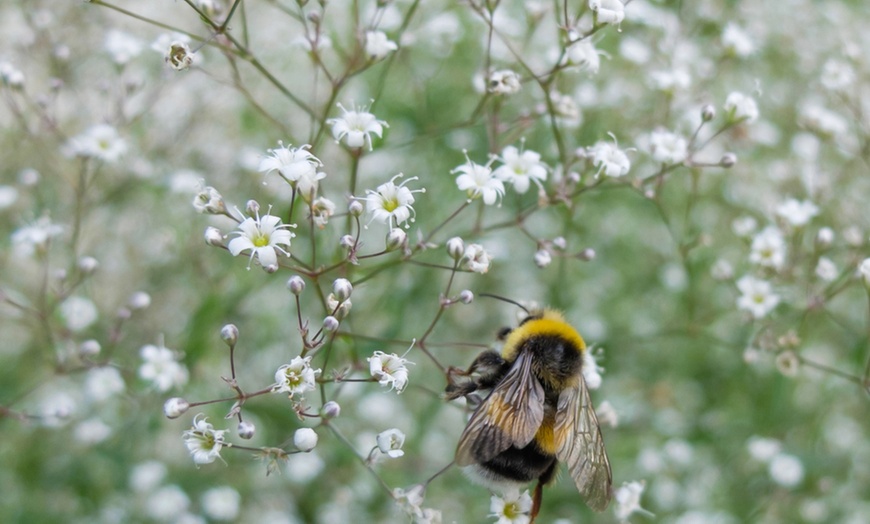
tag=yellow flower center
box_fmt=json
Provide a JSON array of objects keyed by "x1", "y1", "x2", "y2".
[
  {"x1": 503, "y1": 502, "x2": 520, "y2": 519},
  {"x1": 382, "y1": 197, "x2": 399, "y2": 213},
  {"x1": 253, "y1": 233, "x2": 269, "y2": 247}
]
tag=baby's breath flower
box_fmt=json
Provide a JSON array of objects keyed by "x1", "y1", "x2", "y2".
[
  {"x1": 859, "y1": 258, "x2": 870, "y2": 289},
  {"x1": 488, "y1": 69, "x2": 521, "y2": 95},
  {"x1": 201, "y1": 486, "x2": 241, "y2": 521},
  {"x1": 724, "y1": 91, "x2": 759, "y2": 123},
  {"x1": 327, "y1": 103, "x2": 388, "y2": 150},
  {"x1": 183, "y1": 415, "x2": 226, "y2": 465},
  {"x1": 722, "y1": 23, "x2": 755, "y2": 57},
  {"x1": 368, "y1": 350, "x2": 414, "y2": 393},
  {"x1": 775, "y1": 198, "x2": 819, "y2": 228},
  {"x1": 463, "y1": 244, "x2": 492, "y2": 274},
  {"x1": 365, "y1": 173, "x2": 425, "y2": 229},
  {"x1": 220, "y1": 324, "x2": 239, "y2": 346},
  {"x1": 769, "y1": 453, "x2": 804, "y2": 488},
  {"x1": 322, "y1": 315, "x2": 339, "y2": 332},
  {"x1": 105, "y1": 30, "x2": 143, "y2": 65},
  {"x1": 365, "y1": 30, "x2": 398, "y2": 61},
  {"x1": 322, "y1": 401, "x2": 341, "y2": 419},
  {"x1": 139, "y1": 343, "x2": 189, "y2": 392},
  {"x1": 732, "y1": 216, "x2": 758, "y2": 237},
  {"x1": 377, "y1": 428, "x2": 406, "y2": 458},
  {"x1": 64, "y1": 124, "x2": 127, "y2": 163},
  {"x1": 193, "y1": 186, "x2": 226, "y2": 214},
  {"x1": 776, "y1": 351, "x2": 800, "y2": 377},
  {"x1": 815, "y1": 257, "x2": 837, "y2": 282},
  {"x1": 649, "y1": 129, "x2": 688, "y2": 164},
  {"x1": 736, "y1": 275, "x2": 780, "y2": 319},
  {"x1": 453, "y1": 154, "x2": 504, "y2": 206},
  {"x1": 287, "y1": 275, "x2": 305, "y2": 295},
  {"x1": 163, "y1": 397, "x2": 189, "y2": 419},
  {"x1": 294, "y1": 428, "x2": 318, "y2": 452},
  {"x1": 446, "y1": 237, "x2": 465, "y2": 260},
  {"x1": 310, "y1": 197, "x2": 336, "y2": 229},
  {"x1": 257, "y1": 142, "x2": 322, "y2": 184},
  {"x1": 166, "y1": 41, "x2": 195, "y2": 70},
  {"x1": 11, "y1": 216, "x2": 64, "y2": 257},
  {"x1": 534, "y1": 249, "x2": 552, "y2": 268},
  {"x1": 582, "y1": 350, "x2": 604, "y2": 389},
  {"x1": 749, "y1": 226, "x2": 786, "y2": 270},
  {"x1": 459, "y1": 290, "x2": 474, "y2": 304},
  {"x1": 589, "y1": 137, "x2": 631, "y2": 178},
  {"x1": 816, "y1": 227, "x2": 834, "y2": 247},
  {"x1": 227, "y1": 210, "x2": 296, "y2": 270},
  {"x1": 386, "y1": 228, "x2": 407, "y2": 251},
  {"x1": 493, "y1": 145, "x2": 548, "y2": 194},
  {"x1": 589, "y1": 0, "x2": 625, "y2": 25},
  {"x1": 564, "y1": 34, "x2": 601, "y2": 73},
  {"x1": 204, "y1": 226, "x2": 224, "y2": 246},
  {"x1": 273, "y1": 356, "x2": 321, "y2": 397},
  {"x1": 614, "y1": 480, "x2": 652, "y2": 521},
  {"x1": 237, "y1": 421, "x2": 255, "y2": 440},
  {"x1": 490, "y1": 489, "x2": 532, "y2": 524},
  {"x1": 332, "y1": 278, "x2": 353, "y2": 302}
]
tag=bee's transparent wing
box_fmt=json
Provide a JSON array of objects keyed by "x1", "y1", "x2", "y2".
[
  {"x1": 455, "y1": 350, "x2": 545, "y2": 466},
  {"x1": 554, "y1": 375, "x2": 613, "y2": 512}
]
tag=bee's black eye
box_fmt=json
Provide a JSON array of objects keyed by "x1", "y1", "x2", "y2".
[{"x1": 496, "y1": 327, "x2": 512, "y2": 340}]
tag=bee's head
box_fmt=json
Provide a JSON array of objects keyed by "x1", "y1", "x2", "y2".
[{"x1": 501, "y1": 309, "x2": 587, "y2": 388}]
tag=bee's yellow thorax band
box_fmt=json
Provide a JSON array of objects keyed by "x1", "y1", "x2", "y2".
[{"x1": 502, "y1": 309, "x2": 586, "y2": 360}]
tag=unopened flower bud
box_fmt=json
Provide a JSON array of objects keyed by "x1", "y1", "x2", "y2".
[
  {"x1": 322, "y1": 315, "x2": 340, "y2": 332},
  {"x1": 459, "y1": 290, "x2": 474, "y2": 304},
  {"x1": 322, "y1": 401, "x2": 341, "y2": 419},
  {"x1": 287, "y1": 275, "x2": 305, "y2": 295},
  {"x1": 339, "y1": 235, "x2": 355, "y2": 249},
  {"x1": 332, "y1": 278, "x2": 353, "y2": 302},
  {"x1": 129, "y1": 292, "x2": 151, "y2": 310},
  {"x1": 263, "y1": 263, "x2": 279, "y2": 274},
  {"x1": 163, "y1": 397, "x2": 190, "y2": 419},
  {"x1": 579, "y1": 248, "x2": 596, "y2": 261},
  {"x1": 77, "y1": 256, "x2": 99, "y2": 274},
  {"x1": 446, "y1": 237, "x2": 465, "y2": 260},
  {"x1": 220, "y1": 324, "x2": 239, "y2": 346},
  {"x1": 54, "y1": 269, "x2": 67, "y2": 282},
  {"x1": 245, "y1": 199, "x2": 260, "y2": 216},
  {"x1": 534, "y1": 249, "x2": 553, "y2": 268},
  {"x1": 386, "y1": 228, "x2": 406, "y2": 251},
  {"x1": 348, "y1": 199, "x2": 364, "y2": 217},
  {"x1": 294, "y1": 427, "x2": 318, "y2": 452},
  {"x1": 237, "y1": 420, "x2": 255, "y2": 439},
  {"x1": 552, "y1": 237, "x2": 567, "y2": 250},
  {"x1": 701, "y1": 104, "x2": 716, "y2": 122},
  {"x1": 720, "y1": 152, "x2": 737, "y2": 168},
  {"x1": 116, "y1": 307, "x2": 132, "y2": 320},
  {"x1": 204, "y1": 226, "x2": 224, "y2": 246},
  {"x1": 79, "y1": 339, "x2": 101, "y2": 356}
]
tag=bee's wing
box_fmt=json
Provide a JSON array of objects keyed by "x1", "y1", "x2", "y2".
[
  {"x1": 554, "y1": 375, "x2": 613, "y2": 512},
  {"x1": 455, "y1": 350, "x2": 545, "y2": 466}
]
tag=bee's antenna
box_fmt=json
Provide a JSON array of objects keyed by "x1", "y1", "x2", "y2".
[{"x1": 478, "y1": 293, "x2": 531, "y2": 315}]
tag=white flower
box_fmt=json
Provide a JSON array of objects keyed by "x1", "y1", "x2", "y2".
[
  {"x1": 0, "y1": 185, "x2": 19, "y2": 210},
  {"x1": 365, "y1": 173, "x2": 425, "y2": 228},
  {"x1": 775, "y1": 198, "x2": 819, "y2": 227},
  {"x1": 800, "y1": 104, "x2": 848, "y2": 138},
  {"x1": 365, "y1": 31, "x2": 398, "y2": 60},
  {"x1": 60, "y1": 296, "x2": 99, "y2": 332},
  {"x1": 11, "y1": 216, "x2": 64, "y2": 257},
  {"x1": 85, "y1": 366, "x2": 125, "y2": 402},
  {"x1": 130, "y1": 461, "x2": 168, "y2": 493},
  {"x1": 74, "y1": 418, "x2": 113, "y2": 444},
  {"x1": 820, "y1": 59, "x2": 855, "y2": 92},
  {"x1": 227, "y1": 211, "x2": 296, "y2": 270},
  {"x1": 736, "y1": 275, "x2": 780, "y2": 319},
  {"x1": 747, "y1": 436, "x2": 782, "y2": 462},
  {"x1": 40, "y1": 392, "x2": 76, "y2": 428},
  {"x1": 139, "y1": 343, "x2": 189, "y2": 392},
  {"x1": 582, "y1": 350, "x2": 604, "y2": 390},
  {"x1": 724, "y1": 91, "x2": 759, "y2": 123},
  {"x1": 192, "y1": 186, "x2": 225, "y2": 214},
  {"x1": 183, "y1": 414, "x2": 227, "y2": 465},
  {"x1": 377, "y1": 428, "x2": 406, "y2": 458},
  {"x1": 769, "y1": 453, "x2": 804, "y2": 488},
  {"x1": 310, "y1": 197, "x2": 336, "y2": 229},
  {"x1": 0, "y1": 61, "x2": 24, "y2": 88},
  {"x1": 368, "y1": 350, "x2": 413, "y2": 393},
  {"x1": 614, "y1": 480, "x2": 652, "y2": 521},
  {"x1": 164, "y1": 397, "x2": 190, "y2": 419},
  {"x1": 649, "y1": 129, "x2": 688, "y2": 164},
  {"x1": 490, "y1": 489, "x2": 533, "y2": 524},
  {"x1": 145, "y1": 485, "x2": 190, "y2": 521},
  {"x1": 749, "y1": 226, "x2": 786, "y2": 270},
  {"x1": 493, "y1": 145, "x2": 548, "y2": 194},
  {"x1": 105, "y1": 30, "x2": 143, "y2": 64},
  {"x1": 64, "y1": 124, "x2": 128, "y2": 163},
  {"x1": 722, "y1": 23, "x2": 755, "y2": 57},
  {"x1": 589, "y1": 0, "x2": 625, "y2": 25},
  {"x1": 453, "y1": 156, "x2": 505, "y2": 205},
  {"x1": 257, "y1": 142, "x2": 322, "y2": 184},
  {"x1": 296, "y1": 169, "x2": 327, "y2": 202},
  {"x1": 564, "y1": 35, "x2": 601, "y2": 73},
  {"x1": 294, "y1": 428, "x2": 319, "y2": 452},
  {"x1": 488, "y1": 69, "x2": 521, "y2": 95},
  {"x1": 534, "y1": 249, "x2": 552, "y2": 268},
  {"x1": 815, "y1": 257, "x2": 837, "y2": 282},
  {"x1": 463, "y1": 244, "x2": 492, "y2": 274},
  {"x1": 860, "y1": 258, "x2": 870, "y2": 289},
  {"x1": 731, "y1": 216, "x2": 758, "y2": 237},
  {"x1": 327, "y1": 103, "x2": 388, "y2": 150},
  {"x1": 273, "y1": 356, "x2": 321, "y2": 397},
  {"x1": 550, "y1": 91, "x2": 581, "y2": 124},
  {"x1": 201, "y1": 487, "x2": 241, "y2": 521},
  {"x1": 166, "y1": 41, "x2": 195, "y2": 70},
  {"x1": 711, "y1": 259, "x2": 734, "y2": 280},
  {"x1": 589, "y1": 138, "x2": 631, "y2": 178}
]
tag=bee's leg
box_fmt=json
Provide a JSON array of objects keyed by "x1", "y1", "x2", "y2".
[
  {"x1": 444, "y1": 350, "x2": 507, "y2": 400},
  {"x1": 530, "y1": 480, "x2": 544, "y2": 523}
]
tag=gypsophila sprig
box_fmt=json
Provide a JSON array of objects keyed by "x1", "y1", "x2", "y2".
[
  {"x1": 365, "y1": 173, "x2": 426, "y2": 229},
  {"x1": 365, "y1": 31, "x2": 398, "y2": 61},
  {"x1": 368, "y1": 344, "x2": 415, "y2": 393},
  {"x1": 453, "y1": 152, "x2": 504, "y2": 205},
  {"x1": 273, "y1": 356, "x2": 321, "y2": 398},
  {"x1": 490, "y1": 489, "x2": 533, "y2": 524},
  {"x1": 257, "y1": 142, "x2": 323, "y2": 185},
  {"x1": 589, "y1": 135, "x2": 631, "y2": 178},
  {"x1": 376, "y1": 428, "x2": 406, "y2": 458},
  {"x1": 493, "y1": 144, "x2": 548, "y2": 194},
  {"x1": 327, "y1": 103, "x2": 388, "y2": 151},
  {"x1": 227, "y1": 208, "x2": 296, "y2": 271},
  {"x1": 183, "y1": 415, "x2": 227, "y2": 465},
  {"x1": 736, "y1": 275, "x2": 780, "y2": 319},
  {"x1": 139, "y1": 343, "x2": 189, "y2": 392}
]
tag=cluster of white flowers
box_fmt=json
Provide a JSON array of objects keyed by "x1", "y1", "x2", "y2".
[
  {"x1": 453, "y1": 145, "x2": 550, "y2": 204},
  {"x1": 139, "y1": 343, "x2": 189, "y2": 392}
]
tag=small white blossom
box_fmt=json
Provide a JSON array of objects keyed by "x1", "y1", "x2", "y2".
[
  {"x1": 365, "y1": 173, "x2": 425, "y2": 228},
  {"x1": 377, "y1": 428, "x2": 406, "y2": 458},
  {"x1": 130, "y1": 461, "x2": 168, "y2": 493},
  {"x1": 769, "y1": 453, "x2": 804, "y2": 488},
  {"x1": 40, "y1": 392, "x2": 76, "y2": 427},
  {"x1": 139, "y1": 343, "x2": 189, "y2": 392},
  {"x1": 201, "y1": 487, "x2": 241, "y2": 521},
  {"x1": 85, "y1": 366, "x2": 125, "y2": 402},
  {"x1": 294, "y1": 428, "x2": 319, "y2": 452},
  {"x1": 60, "y1": 296, "x2": 99, "y2": 332},
  {"x1": 749, "y1": 226, "x2": 787, "y2": 270},
  {"x1": 775, "y1": 198, "x2": 819, "y2": 227},
  {"x1": 816, "y1": 227, "x2": 834, "y2": 247},
  {"x1": 649, "y1": 129, "x2": 688, "y2": 164},
  {"x1": 463, "y1": 244, "x2": 492, "y2": 274},
  {"x1": 74, "y1": 418, "x2": 113, "y2": 444},
  {"x1": 192, "y1": 186, "x2": 225, "y2": 214},
  {"x1": 747, "y1": 436, "x2": 782, "y2": 462},
  {"x1": 0, "y1": 185, "x2": 19, "y2": 210},
  {"x1": 166, "y1": 41, "x2": 195, "y2": 70},
  {"x1": 722, "y1": 23, "x2": 755, "y2": 57},
  {"x1": 582, "y1": 350, "x2": 604, "y2": 390},
  {"x1": 332, "y1": 278, "x2": 353, "y2": 302},
  {"x1": 724, "y1": 91, "x2": 759, "y2": 123},
  {"x1": 564, "y1": 35, "x2": 601, "y2": 73},
  {"x1": 446, "y1": 237, "x2": 465, "y2": 260},
  {"x1": 453, "y1": 155, "x2": 504, "y2": 205},
  {"x1": 815, "y1": 257, "x2": 837, "y2": 282},
  {"x1": 145, "y1": 485, "x2": 190, "y2": 521},
  {"x1": 488, "y1": 69, "x2": 521, "y2": 95},
  {"x1": 273, "y1": 356, "x2": 321, "y2": 397},
  {"x1": 365, "y1": 31, "x2": 398, "y2": 60},
  {"x1": 11, "y1": 216, "x2": 64, "y2": 257},
  {"x1": 493, "y1": 145, "x2": 548, "y2": 194},
  {"x1": 227, "y1": 210, "x2": 296, "y2": 270},
  {"x1": 0, "y1": 61, "x2": 24, "y2": 88},
  {"x1": 490, "y1": 489, "x2": 533, "y2": 524},
  {"x1": 310, "y1": 197, "x2": 336, "y2": 229},
  {"x1": 776, "y1": 350, "x2": 800, "y2": 377},
  {"x1": 589, "y1": 138, "x2": 631, "y2": 178},
  {"x1": 550, "y1": 91, "x2": 581, "y2": 125},
  {"x1": 369, "y1": 350, "x2": 413, "y2": 393},
  {"x1": 327, "y1": 103, "x2": 388, "y2": 150},
  {"x1": 732, "y1": 216, "x2": 758, "y2": 237},
  {"x1": 820, "y1": 59, "x2": 855, "y2": 92},
  {"x1": 183, "y1": 415, "x2": 226, "y2": 465},
  {"x1": 711, "y1": 259, "x2": 734, "y2": 280},
  {"x1": 859, "y1": 258, "x2": 870, "y2": 289},
  {"x1": 258, "y1": 142, "x2": 322, "y2": 184},
  {"x1": 327, "y1": 293, "x2": 352, "y2": 319},
  {"x1": 64, "y1": 124, "x2": 128, "y2": 163},
  {"x1": 614, "y1": 480, "x2": 652, "y2": 521},
  {"x1": 736, "y1": 275, "x2": 780, "y2": 319},
  {"x1": 800, "y1": 104, "x2": 848, "y2": 138},
  {"x1": 589, "y1": 0, "x2": 625, "y2": 25},
  {"x1": 105, "y1": 30, "x2": 143, "y2": 64},
  {"x1": 534, "y1": 249, "x2": 552, "y2": 268}
]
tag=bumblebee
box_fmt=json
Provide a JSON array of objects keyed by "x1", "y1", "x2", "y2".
[{"x1": 446, "y1": 304, "x2": 612, "y2": 521}]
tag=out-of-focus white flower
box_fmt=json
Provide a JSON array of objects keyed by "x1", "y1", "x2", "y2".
[
  {"x1": 800, "y1": 104, "x2": 848, "y2": 138},
  {"x1": 327, "y1": 103, "x2": 388, "y2": 150},
  {"x1": 769, "y1": 453, "x2": 804, "y2": 488},
  {"x1": 130, "y1": 460, "x2": 167, "y2": 493},
  {"x1": 365, "y1": 173, "x2": 425, "y2": 228},
  {"x1": 145, "y1": 485, "x2": 190, "y2": 521},
  {"x1": 40, "y1": 392, "x2": 76, "y2": 427},
  {"x1": 258, "y1": 143, "x2": 322, "y2": 184},
  {"x1": 614, "y1": 480, "x2": 652, "y2": 521},
  {"x1": 183, "y1": 415, "x2": 227, "y2": 465},
  {"x1": 394, "y1": 484, "x2": 426, "y2": 519},
  {"x1": 369, "y1": 350, "x2": 413, "y2": 393},
  {"x1": 377, "y1": 428, "x2": 406, "y2": 458},
  {"x1": 453, "y1": 156, "x2": 504, "y2": 205},
  {"x1": 711, "y1": 259, "x2": 734, "y2": 280},
  {"x1": 463, "y1": 244, "x2": 492, "y2": 274},
  {"x1": 649, "y1": 129, "x2": 688, "y2": 164},
  {"x1": 74, "y1": 417, "x2": 113, "y2": 444},
  {"x1": 534, "y1": 249, "x2": 552, "y2": 268},
  {"x1": 201, "y1": 486, "x2": 241, "y2": 521},
  {"x1": 589, "y1": 138, "x2": 631, "y2": 178},
  {"x1": 550, "y1": 91, "x2": 581, "y2": 125},
  {"x1": 490, "y1": 489, "x2": 533, "y2": 524},
  {"x1": 736, "y1": 275, "x2": 780, "y2": 319},
  {"x1": 648, "y1": 67, "x2": 692, "y2": 92},
  {"x1": 589, "y1": 0, "x2": 625, "y2": 25},
  {"x1": 227, "y1": 211, "x2": 296, "y2": 270},
  {"x1": 165, "y1": 41, "x2": 195, "y2": 70},
  {"x1": 493, "y1": 145, "x2": 548, "y2": 194},
  {"x1": 85, "y1": 366, "x2": 125, "y2": 402},
  {"x1": 60, "y1": 296, "x2": 99, "y2": 332},
  {"x1": 859, "y1": 258, "x2": 870, "y2": 289},
  {"x1": 596, "y1": 400, "x2": 619, "y2": 428},
  {"x1": 294, "y1": 428, "x2": 319, "y2": 452},
  {"x1": 749, "y1": 226, "x2": 786, "y2": 270},
  {"x1": 365, "y1": 31, "x2": 398, "y2": 60},
  {"x1": 139, "y1": 343, "x2": 189, "y2": 392},
  {"x1": 273, "y1": 356, "x2": 321, "y2": 397},
  {"x1": 64, "y1": 124, "x2": 128, "y2": 163},
  {"x1": 747, "y1": 436, "x2": 782, "y2": 462},
  {"x1": 732, "y1": 216, "x2": 758, "y2": 237},
  {"x1": 310, "y1": 197, "x2": 336, "y2": 229},
  {"x1": 815, "y1": 257, "x2": 837, "y2": 282},
  {"x1": 582, "y1": 350, "x2": 604, "y2": 390},
  {"x1": 564, "y1": 35, "x2": 601, "y2": 73},
  {"x1": 0, "y1": 185, "x2": 19, "y2": 210},
  {"x1": 775, "y1": 350, "x2": 800, "y2": 377},
  {"x1": 776, "y1": 198, "x2": 818, "y2": 227},
  {"x1": 820, "y1": 59, "x2": 855, "y2": 92},
  {"x1": 722, "y1": 23, "x2": 754, "y2": 57},
  {"x1": 488, "y1": 69, "x2": 521, "y2": 95},
  {"x1": 724, "y1": 91, "x2": 759, "y2": 123},
  {"x1": 11, "y1": 216, "x2": 64, "y2": 257},
  {"x1": 192, "y1": 186, "x2": 225, "y2": 215},
  {"x1": 105, "y1": 29, "x2": 143, "y2": 64},
  {"x1": 0, "y1": 61, "x2": 25, "y2": 88},
  {"x1": 816, "y1": 227, "x2": 834, "y2": 247}
]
